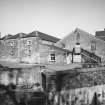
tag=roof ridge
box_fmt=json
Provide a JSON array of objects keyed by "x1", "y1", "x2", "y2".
[
  {"x1": 37, "y1": 31, "x2": 60, "y2": 39},
  {"x1": 76, "y1": 28, "x2": 105, "y2": 44},
  {"x1": 57, "y1": 28, "x2": 105, "y2": 45}
]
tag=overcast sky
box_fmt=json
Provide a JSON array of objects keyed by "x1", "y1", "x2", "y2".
[{"x1": 0, "y1": 0, "x2": 105, "y2": 38}]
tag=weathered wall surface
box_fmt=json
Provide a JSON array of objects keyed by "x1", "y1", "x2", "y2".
[
  {"x1": 19, "y1": 37, "x2": 39, "y2": 63},
  {"x1": 0, "y1": 66, "x2": 42, "y2": 90},
  {"x1": 62, "y1": 69, "x2": 105, "y2": 89},
  {"x1": 0, "y1": 37, "x2": 67, "y2": 64},
  {"x1": 59, "y1": 68, "x2": 105, "y2": 105},
  {"x1": 0, "y1": 39, "x2": 18, "y2": 61},
  {"x1": 39, "y1": 43, "x2": 67, "y2": 64},
  {"x1": 45, "y1": 66, "x2": 105, "y2": 105},
  {"x1": 0, "y1": 40, "x2": 5, "y2": 57},
  {"x1": 57, "y1": 28, "x2": 105, "y2": 62},
  {"x1": 17, "y1": 67, "x2": 42, "y2": 88},
  {"x1": 61, "y1": 84, "x2": 105, "y2": 105}
]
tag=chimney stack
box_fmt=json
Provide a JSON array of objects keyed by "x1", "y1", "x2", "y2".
[{"x1": 73, "y1": 32, "x2": 81, "y2": 63}]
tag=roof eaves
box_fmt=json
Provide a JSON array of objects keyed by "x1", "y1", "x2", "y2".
[
  {"x1": 37, "y1": 31, "x2": 60, "y2": 43},
  {"x1": 43, "y1": 44, "x2": 71, "y2": 53},
  {"x1": 25, "y1": 31, "x2": 37, "y2": 38},
  {"x1": 7, "y1": 33, "x2": 26, "y2": 39}
]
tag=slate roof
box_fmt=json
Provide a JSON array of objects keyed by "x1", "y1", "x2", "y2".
[
  {"x1": 2, "y1": 31, "x2": 60, "y2": 43},
  {"x1": 95, "y1": 30, "x2": 105, "y2": 41},
  {"x1": 44, "y1": 44, "x2": 72, "y2": 53},
  {"x1": 7, "y1": 33, "x2": 26, "y2": 39},
  {"x1": 95, "y1": 30, "x2": 105, "y2": 37},
  {"x1": 26, "y1": 31, "x2": 60, "y2": 43},
  {"x1": 1, "y1": 34, "x2": 13, "y2": 40}
]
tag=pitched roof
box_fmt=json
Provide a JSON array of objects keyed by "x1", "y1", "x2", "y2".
[
  {"x1": 43, "y1": 44, "x2": 72, "y2": 53},
  {"x1": 3, "y1": 31, "x2": 60, "y2": 43},
  {"x1": 7, "y1": 33, "x2": 26, "y2": 39},
  {"x1": 26, "y1": 31, "x2": 60, "y2": 43},
  {"x1": 1, "y1": 34, "x2": 13, "y2": 40},
  {"x1": 57, "y1": 28, "x2": 105, "y2": 61},
  {"x1": 95, "y1": 30, "x2": 105, "y2": 41},
  {"x1": 95, "y1": 30, "x2": 105, "y2": 37}
]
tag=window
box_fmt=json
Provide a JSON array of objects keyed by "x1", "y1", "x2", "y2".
[
  {"x1": 28, "y1": 49, "x2": 32, "y2": 56},
  {"x1": 25, "y1": 49, "x2": 32, "y2": 56},
  {"x1": 9, "y1": 41, "x2": 15, "y2": 47},
  {"x1": 25, "y1": 40, "x2": 32, "y2": 56},
  {"x1": 10, "y1": 50, "x2": 15, "y2": 56},
  {"x1": 9, "y1": 41, "x2": 15, "y2": 56},
  {"x1": 50, "y1": 54, "x2": 55, "y2": 61},
  {"x1": 26, "y1": 40, "x2": 32, "y2": 46}
]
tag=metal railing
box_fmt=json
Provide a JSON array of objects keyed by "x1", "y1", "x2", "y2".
[{"x1": 81, "y1": 48, "x2": 101, "y2": 63}]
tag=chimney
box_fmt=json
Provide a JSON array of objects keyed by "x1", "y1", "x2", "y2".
[
  {"x1": 73, "y1": 32, "x2": 81, "y2": 63},
  {"x1": 75, "y1": 32, "x2": 81, "y2": 53}
]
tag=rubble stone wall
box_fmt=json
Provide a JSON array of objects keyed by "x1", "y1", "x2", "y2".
[{"x1": 62, "y1": 68, "x2": 105, "y2": 89}]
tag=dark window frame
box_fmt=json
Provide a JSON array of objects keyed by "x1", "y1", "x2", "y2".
[{"x1": 50, "y1": 53, "x2": 55, "y2": 61}]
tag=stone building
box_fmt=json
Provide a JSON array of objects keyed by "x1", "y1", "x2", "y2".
[
  {"x1": 0, "y1": 31, "x2": 71, "y2": 64},
  {"x1": 0, "y1": 28, "x2": 105, "y2": 105},
  {"x1": 57, "y1": 28, "x2": 105, "y2": 62}
]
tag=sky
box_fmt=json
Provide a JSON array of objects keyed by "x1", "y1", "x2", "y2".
[{"x1": 0, "y1": 0, "x2": 105, "y2": 38}]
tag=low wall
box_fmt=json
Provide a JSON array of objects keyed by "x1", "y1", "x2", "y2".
[{"x1": 60, "y1": 67, "x2": 105, "y2": 105}]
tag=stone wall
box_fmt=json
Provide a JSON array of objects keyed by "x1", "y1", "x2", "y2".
[
  {"x1": 0, "y1": 40, "x2": 5, "y2": 57},
  {"x1": 58, "y1": 67, "x2": 105, "y2": 105},
  {"x1": 39, "y1": 43, "x2": 67, "y2": 64},
  {"x1": 0, "y1": 37, "x2": 67, "y2": 64},
  {"x1": 45, "y1": 67, "x2": 105, "y2": 105},
  {"x1": 19, "y1": 37, "x2": 39, "y2": 63},
  {"x1": 62, "y1": 68, "x2": 105, "y2": 89},
  {"x1": 1, "y1": 39, "x2": 18, "y2": 61},
  {"x1": 56, "y1": 28, "x2": 105, "y2": 62}
]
